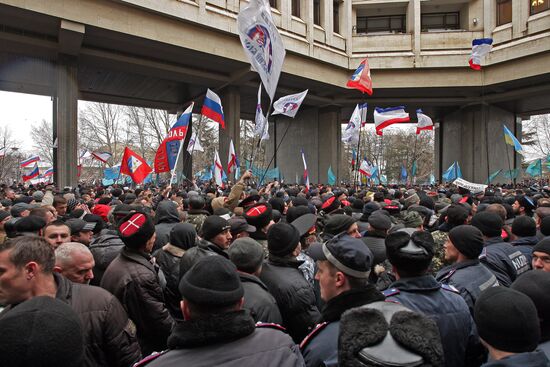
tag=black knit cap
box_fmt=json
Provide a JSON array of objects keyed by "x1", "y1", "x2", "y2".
[
  {"x1": 474, "y1": 286, "x2": 540, "y2": 353},
  {"x1": 471, "y1": 211, "x2": 503, "y2": 238},
  {"x1": 448, "y1": 225, "x2": 484, "y2": 259},
  {"x1": 0, "y1": 296, "x2": 83, "y2": 367},
  {"x1": 228, "y1": 237, "x2": 265, "y2": 273},
  {"x1": 511, "y1": 216, "x2": 537, "y2": 237},
  {"x1": 178, "y1": 255, "x2": 243, "y2": 306},
  {"x1": 368, "y1": 210, "x2": 392, "y2": 230},
  {"x1": 118, "y1": 210, "x2": 155, "y2": 249},
  {"x1": 267, "y1": 222, "x2": 300, "y2": 257},
  {"x1": 286, "y1": 205, "x2": 312, "y2": 224},
  {"x1": 324, "y1": 214, "x2": 356, "y2": 236},
  {"x1": 533, "y1": 238, "x2": 550, "y2": 255},
  {"x1": 385, "y1": 230, "x2": 434, "y2": 274},
  {"x1": 200, "y1": 215, "x2": 230, "y2": 241},
  {"x1": 541, "y1": 216, "x2": 550, "y2": 237},
  {"x1": 511, "y1": 270, "x2": 550, "y2": 342},
  {"x1": 244, "y1": 203, "x2": 273, "y2": 229}
]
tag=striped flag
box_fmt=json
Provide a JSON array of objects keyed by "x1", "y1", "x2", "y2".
[
  {"x1": 503, "y1": 125, "x2": 524, "y2": 155},
  {"x1": 346, "y1": 58, "x2": 373, "y2": 95},
  {"x1": 374, "y1": 106, "x2": 410, "y2": 135},
  {"x1": 154, "y1": 102, "x2": 193, "y2": 173},
  {"x1": 416, "y1": 109, "x2": 433, "y2": 134},
  {"x1": 301, "y1": 149, "x2": 310, "y2": 192},
  {"x1": 22, "y1": 163, "x2": 39, "y2": 181},
  {"x1": 20, "y1": 155, "x2": 40, "y2": 168},
  {"x1": 469, "y1": 38, "x2": 493, "y2": 70},
  {"x1": 202, "y1": 89, "x2": 225, "y2": 129},
  {"x1": 91, "y1": 151, "x2": 112, "y2": 163},
  {"x1": 43, "y1": 167, "x2": 54, "y2": 177}
]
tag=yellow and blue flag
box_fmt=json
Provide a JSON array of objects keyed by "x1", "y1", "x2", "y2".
[{"x1": 503, "y1": 125, "x2": 523, "y2": 155}]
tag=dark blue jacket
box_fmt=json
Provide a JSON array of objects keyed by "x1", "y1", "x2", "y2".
[
  {"x1": 511, "y1": 235, "x2": 539, "y2": 264},
  {"x1": 479, "y1": 237, "x2": 530, "y2": 287},
  {"x1": 384, "y1": 275, "x2": 481, "y2": 367},
  {"x1": 300, "y1": 286, "x2": 385, "y2": 367},
  {"x1": 482, "y1": 350, "x2": 550, "y2": 366},
  {"x1": 436, "y1": 259, "x2": 499, "y2": 314}
]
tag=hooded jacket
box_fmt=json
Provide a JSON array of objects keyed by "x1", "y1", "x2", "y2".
[
  {"x1": 153, "y1": 201, "x2": 181, "y2": 252},
  {"x1": 89, "y1": 230, "x2": 124, "y2": 286}
]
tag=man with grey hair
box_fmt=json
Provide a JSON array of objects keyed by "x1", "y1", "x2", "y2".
[{"x1": 54, "y1": 242, "x2": 95, "y2": 284}]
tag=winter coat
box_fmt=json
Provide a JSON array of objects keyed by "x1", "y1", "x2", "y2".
[
  {"x1": 436, "y1": 259, "x2": 499, "y2": 315},
  {"x1": 89, "y1": 230, "x2": 124, "y2": 286},
  {"x1": 153, "y1": 201, "x2": 181, "y2": 252},
  {"x1": 300, "y1": 286, "x2": 385, "y2": 367},
  {"x1": 197, "y1": 238, "x2": 229, "y2": 258},
  {"x1": 135, "y1": 310, "x2": 305, "y2": 367},
  {"x1": 361, "y1": 231, "x2": 387, "y2": 265},
  {"x1": 153, "y1": 244, "x2": 186, "y2": 321},
  {"x1": 482, "y1": 350, "x2": 550, "y2": 367},
  {"x1": 54, "y1": 273, "x2": 142, "y2": 367},
  {"x1": 384, "y1": 275, "x2": 482, "y2": 367},
  {"x1": 186, "y1": 209, "x2": 209, "y2": 234},
  {"x1": 511, "y1": 235, "x2": 539, "y2": 264},
  {"x1": 260, "y1": 255, "x2": 321, "y2": 343},
  {"x1": 480, "y1": 236, "x2": 530, "y2": 287},
  {"x1": 101, "y1": 247, "x2": 175, "y2": 355},
  {"x1": 239, "y1": 272, "x2": 283, "y2": 324}
]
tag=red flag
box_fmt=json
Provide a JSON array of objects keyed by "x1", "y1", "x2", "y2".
[
  {"x1": 346, "y1": 59, "x2": 373, "y2": 95},
  {"x1": 120, "y1": 147, "x2": 152, "y2": 184}
]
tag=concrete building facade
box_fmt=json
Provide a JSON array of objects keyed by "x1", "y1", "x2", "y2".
[{"x1": 0, "y1": 0, "x2": 549, "y2": 185}]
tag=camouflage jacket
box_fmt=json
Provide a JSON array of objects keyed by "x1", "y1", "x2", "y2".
[
  {"x1": 430, "y1": 230, "x2": 449, "y2": 274},
  {"x1": 185, "y1": 210, "x2": 209, "y2": 234}
]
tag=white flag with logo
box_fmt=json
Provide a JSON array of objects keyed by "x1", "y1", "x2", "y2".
[
  {"x1": 237, "y1": 0, "x2": 286, "y2": 101},
  {"x1": 341, "y1": 104, "x2": 364, "y2": 145},
  {"x1": 187, "y1": 132, "x2": 204, "y2": 153},
  {"x1": 272, "y1": 90, "x2": 308, "y2": 118},
  {"x1": 254, "y1": 85, "x2": 269, "y2": 140}
]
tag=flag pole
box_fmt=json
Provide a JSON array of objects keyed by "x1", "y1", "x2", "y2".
[
  {"x1": 505, "y1": 144, "x2": 513, "y2": 186},
  {"x1": 354, "y1": 122, "x2": 363, "y2": 191},
  {"x1": 249, "y1": 98, "x2": 274, "y2": 169},
  {"x1": 170, "y1": 135, "x2": 187, "y2": 185},
  {"x1": 259, "y1": 118, "x2": 291, "y2": 184}
]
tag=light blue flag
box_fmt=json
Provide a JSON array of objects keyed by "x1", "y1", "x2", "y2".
[
  {"x1": 442, "y1": 162, "x2": 458, "y2": 181},
  {"x1": 526, "y1": 159, "x2": 542, "y2": 177},
  {"x1": 103, "y1": 166, "x2": 120, "y2": 180},
  {"x1": 411, "y1": 160, "x2": 417, "y2": 177},
  {"x1": 503, "y1": 169, "x2": 519, "y2": 179},
  {"x1": 401, "y1": 165, "x2": 408, "y2": 181},
  {"x1": 327, "y1": 166, "x2": 336, "y2": 185},
  {"x1": 485, "y1": 169, "x2": 502, "y2": 184},
  {"x1": 371, "y1": 166, "x2": 379, "y2": 179},
  {"x1": 380, "y1": 175, "x2": 388, "y2": 184}
]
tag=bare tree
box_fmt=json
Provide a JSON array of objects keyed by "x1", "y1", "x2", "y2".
[
  {"x1": 523, "y1": 114, "x2": 550, "y2": 158},
  {"x1": 0, "y1": 126, "x2": 21, "y2": 183},
  {"x1": 30, "y1": 119, "x2": 54, "y2": 164}
]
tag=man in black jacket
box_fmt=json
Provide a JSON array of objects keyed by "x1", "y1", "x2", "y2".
[
  {"x1": 260, "y1": 222, "x2": 321, "y2": 343},
  {"x1": 0, "y1": 236, "x2": 141, "y2": 367},
  {"x1": 301, "y1": 233, "x2": 385, "y2": 367},
  {"x1": 228, "y1": 237, "x2": 282, "y2": 324},
  {"x1": 101, "y1": 211, "x2": 174, "y2": 355},
  {"x1": 135, "y1": 256, "x2": 304, "y2": 367}
]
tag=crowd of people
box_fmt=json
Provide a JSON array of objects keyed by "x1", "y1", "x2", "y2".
[{"x1": 1, "y1": 171, "x2": 550, "y2": 366}]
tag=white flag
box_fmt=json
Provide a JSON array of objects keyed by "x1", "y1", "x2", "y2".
[
  {"x1": 228, "y1": 139, "x2": 237, "y2": 174},
  {"x1": 341, "y1": 104, "x2": 364, "y2": 145},
  {"x1": 254, "y1": 85, "x2": 269, "y2": 140},
  {"x1": 214, "y1": 150, "x2": 224, "y2": 187},
  {"x1": 272, "y1": 90, "x2": 308, "y2": 118},
  {"x1": 187, "y1": 132, "x2": 204, "y2": 153},
  {"x1": 416, "y1": 109, "x2": 433, "y2": 134},
  {"x1": 237, "y1": 0, "x2": 285, "y2": 101}
]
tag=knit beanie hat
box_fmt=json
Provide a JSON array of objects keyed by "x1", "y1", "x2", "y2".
[
  {"x1": 228, "y1": 237, "x2": 265, "y2": 273},
  {"x1": 511, "y1": 216, "x2": 537, "y2": 238},
  {"x1": 511, "y1": 270, "x2": 550, "y2": 342},
  {"x1": 0, "y1": 296, "x2": 83, "y2": 367},
  {"x1": 267, "y1": 222, "x2": 300, "y2": 257},
  {"x1": 474, "y1": 286, "x2": 540, "y2": 353},
  {"x1": 244, "y1": 203, "x2": 273, "y2": 230},
  {"x1": 448, "y1": 225, "x2": 484, "y2": 259},
  {"x1": 286, "y1": 205, "x2": 312, "y2": 224},
  {"x1": 403, "y1": 211, "x2": 423, "y2": 228},
  {"x1": 118, "y1": 211, "x2": 155, "y2": 249},
  {"x1": 178, "y1": 256, "x2": 243, "y2": 306},
  {"x1": 200, "y1": 216, "x2": 230, "y2": 241},
  {"x1": 533, "y1": 238, "x2": 550, "y2": 255},
  {"x1": 323, "y1": 214, "x2": 356, "y2": 236},
  {"x1": 471, "y1": 211, "x2": 503, "y2": 238}
]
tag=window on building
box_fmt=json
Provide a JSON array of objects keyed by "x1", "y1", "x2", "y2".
[
  {"x1": 531, "y1": 0, "x2": 550, "y2": 15},
  {"x1": 421, "y1": 12, "x2": 460, "y2": 31},
  {"x1": 269, "y1": 0, "x2": 277, "y2": 9},
  {"x1": 314, "y1": 0, "x2": 321, "y2": 25},
  {"x1": 333, "y1": 1, "x2": 340, "y2": 33},
  {"x1": 497, "y1": 0, "x2": 512, "y2": 25},
  {"x1": 355, "y1": 15, "x2": 406, "y2": 34},
  {"x1": 292, "y1": 0, "x2": 300, "y2": 17}
]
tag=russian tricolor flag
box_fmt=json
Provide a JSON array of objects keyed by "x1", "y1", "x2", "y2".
[
  {"x1": 20, "y1": 155, "x2": 40, "y2": 168},
  {"x1": 469, "y1": 38, "x2": 493, "y2": 70},
  {"x1": 43, "y1": 167, "x2": 54, "y2": 177},
  {"x1": 202, "y1": 89, "x2": 225, "y2": 129},
  {"x1": 416, "y1": 109, "x2": 433, "y2": 134},
  {"x1": 374, "y1": 106, "x2": 410, "y2": 135},
  {"x1": 23, "y1": 163, "x2": 39, "y2": 182}
]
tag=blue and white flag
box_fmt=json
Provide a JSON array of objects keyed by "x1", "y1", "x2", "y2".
[
  {"x1": 469, "y1": 38, "x2": 493, "y2": 70},
  {"x1": 374, "y1": 106, "x2": 409, "y2": 135},
  {"x1": 237, "y1": 0, "x2": 285, "y2": 101},
  {"x1": 342, "y1": 103, "x2": 367, "y2": 145},
  {"x1": 272, "y1": 90, "x2": 308, "y2": 118},
  {"x1": 416, "y1": 109, "x2": 433, "y2": 134}
]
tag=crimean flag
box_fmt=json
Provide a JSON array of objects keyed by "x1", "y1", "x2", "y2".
[
  {"x1": 374, "y1": 106, "x2": 410, "y2": 135},
  {"x1": 469, "y1": 38, "x2": 493, "y2": 70},
  {"x1": 503, "y1": 125, "x2": 524, "y2": 155},
  {"x1": 346, "y1": 58, "x2": 373, "y2": 95},
  {"x1": 22, "y1": 163, "x2": 39, "y2": 182},
  {"x1": 228, "y1": 139, "x2": 237, "y2": 174},
  {"x1": 154, "y1": 103, "x2": 193, "y2": 173},
  {"x1": 20, "y1": 155, "x2": 40, "y2": 168},
  {"x1": 121, "y1": 147, "x2": 153, "y2": 184},
  {"x1": 91, "y1": 151, "x2": 112, "y2": 163},
  {"x1": 202, "y1": 89, "x2": 225, "y2": 128},
  {"x1": 416, "y1": 109, "x2": 433, "y2": 134},
  {"x1": 301, "y1": 149, "x2": 310, "y2": 192}
]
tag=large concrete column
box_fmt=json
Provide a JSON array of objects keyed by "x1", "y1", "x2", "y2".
[
  {"x1": 219, "y1": 86, "x2": 240, "y2": 181},
  {"x1": 318, "y1": 106, "x2": 341, "y2": 184},
  {"x1": 438, "y1": 104, "x2": 518, "y2": 183},
  {"x1": 54, "y1": 55, "x2": 78, "y2": 188}
]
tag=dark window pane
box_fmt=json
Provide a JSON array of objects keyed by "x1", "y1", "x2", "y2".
[
  {"x1": 269, "y1": 0, "x2": 277, "y2": 9},
  {"x1": 497, "y1": 0, "x2": 512, "y2": 25},
  {"x1": 334, "y1": 1, "x2": 340, "y2": 33},
  {"x1": 531, "y1": 0, "x2": 550, "y2": 15},
  {"x1": 292, "y1": 0, "x2": 300, "y2": 17},
  {"x1": 421, "y1": 12, "x2": 460, "y2": 31},
  {"x1": 356, "y1": 15, "x2": 405, "y2": 34},
  {"x1": 314, "y1": 0, "x2": 321, "y2": 25}
]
